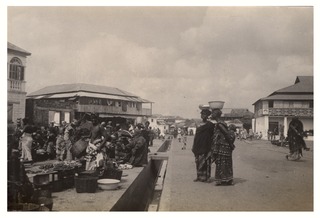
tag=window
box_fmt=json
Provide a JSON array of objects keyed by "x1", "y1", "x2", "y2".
[
  {"x1": 309, "y1": 101, "x2": 313, "y2": 108},
  {"x1": 49, "y1": 111, "x2": 60, "y2": 124},
  {"x1": 64, "y1": 112, "x2": 70, "y2": 123},
  {"x1": 115, "y1": 101, "x2": 122, "y2": 107},
  {"x1": 268, "y1": 101, "x2": 274, "y2": 108},
  {"x1": 274, "y1": 101, "x2": 283, "y2": 108},
  {"x1": 293, "y1": 102, "x2": 302, "y2": 108},
  {"x1": 8, "y1": 104, "x2": 13, "y2": 123},
  {"x1": 106, "y1": 100, "x2": 113, "y2": 106},
  {"x1": 9, "y1": 58, "x2": 24, "y2": 81}
]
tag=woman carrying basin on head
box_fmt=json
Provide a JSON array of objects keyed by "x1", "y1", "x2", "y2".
[
  {"x1": 192, "y1": 106, "x2": 215, "y2": 183},
  {"x1": 210, "y1": 101, "x2": 236, "y2": 186}
]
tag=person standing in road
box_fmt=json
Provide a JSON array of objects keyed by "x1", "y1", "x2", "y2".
[
  {"x1": 181, "y1": 128, "x2": 187, "y2": 150},
  {"x1": 191, "y1": 109, "x2": 215, "y2": 182},
  {"x1": 279, "y1": 124, "x2": 285, "y2": 146},
  {"x1": 141, "y1": 121, "x2": 151, "y2": 148},
  {"x1": 286, "y1": 116, "x2": 310, "y2": 161},
  {"x1": 211, "y1": 108, "x2": 236, "y2": 186}
]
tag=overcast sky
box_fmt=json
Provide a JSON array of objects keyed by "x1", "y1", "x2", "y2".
[{"x1": 7, "y1": 6, "x2": 313, "y2": 119}]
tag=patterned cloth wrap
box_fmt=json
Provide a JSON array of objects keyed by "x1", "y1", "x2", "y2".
[{"x1": 85, "y1": 139, "x2": 103, "y2": 164}]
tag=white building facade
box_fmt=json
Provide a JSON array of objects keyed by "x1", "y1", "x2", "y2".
[
  {"x1": 252, "y1": 76, "x2": 313, "y2": 140},
  {"x1": 148, "y1": 116, "x2": 169, "y2": 136},
  {"x1": 7, "y1": 42, "x2": 31, "y2": 124}
]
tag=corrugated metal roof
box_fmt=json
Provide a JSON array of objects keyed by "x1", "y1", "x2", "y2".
[
  {"x1": 28, "y1": 83, "x2": 137, "y2": 97},
  {"x1": 253, "y1": 76, "x2": 313, "y2": 105},
  {"x1": 29, "y1": 90, "x2": 152, "y2": 103},
  {"x1": 8, "y1": 42, "x2": 31, "y2": 55},
  {"x1": 272, "y1": 76, "x2": 313, "y2": 94},
  {"x1": 27, "y1": 83, "x2": 152, "y2": 103},
  {"x1": 261, "y1": 94, "x2": 313, "y2": 101}
]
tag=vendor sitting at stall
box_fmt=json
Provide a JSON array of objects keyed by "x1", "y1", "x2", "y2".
[
  {"x1": 84, "y1": 114, "x2": 110, "y2": 172},
  {"x1": 8, "y1": 146, "x2": 34, "y2": 205}
]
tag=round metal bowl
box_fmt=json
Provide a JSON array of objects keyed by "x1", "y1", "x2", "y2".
[
  {"x1": 97, "y1": 179, "x2": 120, "y2": 190},
  {"x1": 208, "y1": 101, "x2": 224, "y2": 109}
]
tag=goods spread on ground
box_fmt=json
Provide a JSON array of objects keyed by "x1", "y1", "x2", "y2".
[{"x1": 26, "y1": 160, "x2": 82, "y2": 174}]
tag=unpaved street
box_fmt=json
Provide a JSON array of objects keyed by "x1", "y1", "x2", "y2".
[{"x1": 160, "y1": 137, "x2": 313, "y2": 211}]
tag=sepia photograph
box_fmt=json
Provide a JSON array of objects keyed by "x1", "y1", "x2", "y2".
[{"x1": 3, "y1": 0, "x2": 318, "y2": 215}]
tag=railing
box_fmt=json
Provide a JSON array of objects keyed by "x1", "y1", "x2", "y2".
[
  {"x1": 7, "y1": 79, "x2": 26, "y2": 92},
  {"x1": 77, "y1": 104, "x2": 152, "y2": 116},
  {"x1": 256, "y1": 108, "x2": 313, "y2": 117}
]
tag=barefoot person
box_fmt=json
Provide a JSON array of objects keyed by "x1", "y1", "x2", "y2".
[{"x1": 191, "y1": 108, "x2": 215, "y2": 182}]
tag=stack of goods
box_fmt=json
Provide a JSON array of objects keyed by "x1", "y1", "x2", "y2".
[{"x1": 52, "y1": 161, "x2": 82, "y2": 190}]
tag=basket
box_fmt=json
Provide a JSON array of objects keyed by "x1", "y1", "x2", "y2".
[
  {"x1": 53, "y1": 168, "x2": 75, "y2": 190},
  {"x1": 33, "y1": 173, "x2": 50, "y2": 185},
  {"x1": 51, "y1": 180, "x2": 63, "y2": 192},
  {"x1": 70, "y1": 139, "x2": 88, "y2": 158},
  {"x1": 74, "y1": 175, "x2": 98, "y2": 193},
  {"x1": 62, "y1": 175, "x2": 75, "y2": 189},
  {"x1": 208, "y1": 101, "x2": 224, "y2": 109},
  {"x1": 79, "y1": 170, "x2": 99, "y2": 177},
  {"x1": 103, "y1": 168, "x2": 123, "y2": 180}
]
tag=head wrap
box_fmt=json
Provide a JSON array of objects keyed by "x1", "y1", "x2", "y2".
[{"x1": 200, "y1": 109, "x2": 211, "y2": 116}]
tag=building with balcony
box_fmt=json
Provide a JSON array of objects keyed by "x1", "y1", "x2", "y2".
[
  {"x1": 7, "y1": 42, "x2": 31, "y2": 124},
  {"x1": 26, "y1": 83, "x2": 152, "y2": 126},
  {"x1": 252, "y1": 76, "x2": 313, "y2": 140}
]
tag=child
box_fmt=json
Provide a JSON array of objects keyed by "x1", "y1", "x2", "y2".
[{"x1": 181, "y1": 129, "x2": 187, "y2": 150}]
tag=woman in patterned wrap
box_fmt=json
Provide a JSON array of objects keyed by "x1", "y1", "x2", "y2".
[
  {"x1": 286, "y1": 116, "x2": 309, "y2": 161},
  {"x1": 211, "y1": 108, "x2": 236, "y2": 186},
  {"x1": 192, "y1": 109, "x2": 215, "y2": 182}
]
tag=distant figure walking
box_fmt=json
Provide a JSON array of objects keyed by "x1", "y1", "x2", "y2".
[
  {"x1": 177, "y1": 128, "x2": 182, "y2": 142},
  {"x1": 181, "y1": 129, "x2": 187, "y2": 150},
  {"x1": 286, "y1": 116, "x2": 309, "y2": 161},
  {"x1": 191, "y1": 109, "x2": 215, "y2": 183}
]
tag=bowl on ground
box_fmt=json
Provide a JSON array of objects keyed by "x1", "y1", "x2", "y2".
[{"x1": 97, "y1": 179, "x2": 120, "y2": 190}]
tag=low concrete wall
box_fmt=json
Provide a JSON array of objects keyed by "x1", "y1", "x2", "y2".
[{"x1": 110, "y1": 139, "x2": 171, "y2": 211}]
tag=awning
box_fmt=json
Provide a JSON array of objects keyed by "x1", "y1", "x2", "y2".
[{"x1": 99, "y1": 114, "x2": 143, "y2": 119}]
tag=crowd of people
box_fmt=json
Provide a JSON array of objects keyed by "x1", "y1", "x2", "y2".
[
  {"x1": 8, "y1": 115, "x2": 158, "y2": 172},
  {"x1": 8, "y1": 110, "x2": 310, "y2": 193},
  {"x1": 235, "y1": 128, "x2": 262, "y2": 140}
]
